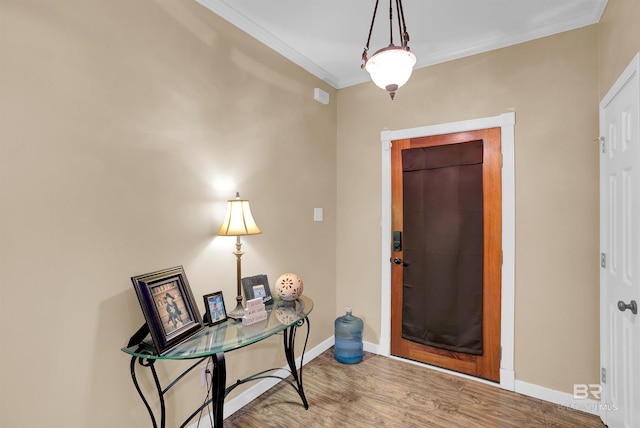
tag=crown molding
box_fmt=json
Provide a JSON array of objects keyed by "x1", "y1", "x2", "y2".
[{"x1": 196, "y1": 0, "x2": 340, "y2": 88}]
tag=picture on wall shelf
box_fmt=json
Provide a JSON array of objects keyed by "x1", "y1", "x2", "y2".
[
  {"x1": 242, "y1": 274, "x2": 273, "y2": 305},
  {"x1": 203, "y1": 291, "x2": 228, "y2": 326},
  {"x1": 131, "y1": 266, "x2": 203, "y2": 355}
]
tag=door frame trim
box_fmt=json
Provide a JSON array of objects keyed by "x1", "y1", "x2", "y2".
[{"x1": 379, "y1": 112, "x2": 516, "y2": 391}]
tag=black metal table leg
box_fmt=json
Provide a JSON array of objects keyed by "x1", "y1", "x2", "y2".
[
  {"x1": 211, "y1": 352, "x2": 226, "y2": 427},
  {"x1": 178, "y1": 353, "x2": 226, "y2": 428},
  {"x1": 130, "y1": 355, "x2": 165, "y2": 428},
  {"x1": 282, "y1": 318, "x2": 311, "y2": 409}
]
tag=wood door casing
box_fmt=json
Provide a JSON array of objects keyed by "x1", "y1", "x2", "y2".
[{"x1": 390, "y1": 128, "x2": 502, "y2": 382}]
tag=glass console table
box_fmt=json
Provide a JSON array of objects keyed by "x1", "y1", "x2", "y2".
[{"x1": 122, "y1": 296, "x2": 313, "y2": 428}]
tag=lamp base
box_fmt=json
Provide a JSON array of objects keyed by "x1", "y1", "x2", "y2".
[{"x1": 227, "y1": 295, "x2": 245, "y2": 320}]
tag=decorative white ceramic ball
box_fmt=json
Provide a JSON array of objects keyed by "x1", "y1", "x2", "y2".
[{"x1": 275, "y1": 273, "x2": 304, "y2": 301}]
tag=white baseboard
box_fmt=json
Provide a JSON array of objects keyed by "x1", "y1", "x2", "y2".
[
  {"x1": 363, "y1": 340, "x2": 380, "y2": 354},
  {"x1": 514, "y1": 380, "x2": 602, "y2": 417}
]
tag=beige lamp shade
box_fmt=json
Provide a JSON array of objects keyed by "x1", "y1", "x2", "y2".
[{"x1": 217, "y1": 194, "x2": 262, "y2": 236}]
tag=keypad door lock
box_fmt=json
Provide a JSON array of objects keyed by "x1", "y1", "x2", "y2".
[{"x1": 393, "y1": 231, "x2": 402, "y2": 252}]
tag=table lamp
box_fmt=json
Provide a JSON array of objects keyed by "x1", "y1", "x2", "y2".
[{"x1": 217, "y1": 192, "x2": 262, "y2": 319}]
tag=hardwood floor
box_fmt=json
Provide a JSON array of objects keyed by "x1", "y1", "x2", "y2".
[{"x1": 224, "y1": 350, "x2": 604, "y2": 427}]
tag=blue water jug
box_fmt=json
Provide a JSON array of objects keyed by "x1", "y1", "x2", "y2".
[{"x1": 334, "y1": 306, "x2": 363, "y2": 364}]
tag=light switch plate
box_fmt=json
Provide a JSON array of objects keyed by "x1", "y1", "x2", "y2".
[{"x1": 314, "y1": 208, "x2": 323, "y2": 222}]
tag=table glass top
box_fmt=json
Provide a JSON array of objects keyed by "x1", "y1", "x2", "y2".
[{"x1": 122, "y1": 296, "x2": 313, "y2": 360}]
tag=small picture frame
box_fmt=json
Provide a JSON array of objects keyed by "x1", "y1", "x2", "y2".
[
  {"x1": 203, "y1": 291, "x2": 228, "y2": 326},
  {"x1": 242, "y1": 274, "x2": 273, "y2": 305},
  {"x1": 131, "y1": 266, "x2": 204, "y2": 355}
]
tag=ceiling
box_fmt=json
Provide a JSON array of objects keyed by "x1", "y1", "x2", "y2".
[{"x1": 195, "y1": 0, "x2": 608, "y2": 89}]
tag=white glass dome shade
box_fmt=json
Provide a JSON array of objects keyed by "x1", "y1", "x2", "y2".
[{"x1": 365, "y1": 45, "x2": 417, "y2": 96}]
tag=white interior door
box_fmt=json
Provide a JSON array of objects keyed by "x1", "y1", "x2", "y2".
[{"x1": 600, "y1": 53, "x2": 640, "y2": 428}]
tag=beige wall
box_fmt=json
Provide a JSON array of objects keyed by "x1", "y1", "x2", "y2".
[
  {"x1": 337, "y1": 26, "x2": 601, "y2": 393},
  {"x1": 0, "y1": 1, "x2": 336, "y2": 427},
  {"x1": 599, "y1": 0, "x2": 640, "y2": 97},
  {"x1": 2, "y1": 0, "x2": 640, "y2": 426}
]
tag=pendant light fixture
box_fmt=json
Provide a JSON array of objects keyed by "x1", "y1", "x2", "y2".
[{"x1": 361, "y1": 0, "x2": 417, "y2": 100}]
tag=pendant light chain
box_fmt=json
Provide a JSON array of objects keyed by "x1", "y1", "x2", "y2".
[
  {"x1": 361, "y1": 0, "x2": 380, "y2": 68},
  {"x1": 388, "y1": 0, "x2": 394, "y2": 46},
  {"x1": 397, "y1": 0, "x2": 410, "y2": 47}
]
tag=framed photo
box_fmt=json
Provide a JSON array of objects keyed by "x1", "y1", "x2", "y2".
[
  {"x1": 242, "y1": 274, "x2": 273, "y2": 305},
  {"x1": 131, "y1": 266, "x2": 203, "y2": 355},
  {"x1": 203, "y1": 291, "x2": 228, "y2": 326}
]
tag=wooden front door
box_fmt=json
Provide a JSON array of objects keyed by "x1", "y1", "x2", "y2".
[{"x1": 390, "y1": 128, "x2": 502, "y2": 382}]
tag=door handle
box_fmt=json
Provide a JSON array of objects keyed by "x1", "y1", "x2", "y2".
[
  {"x1": 617, "y1": 300, "x2": 638, "y2": 315},
  {"x1": 393, "y1": 257, "x2": 409, "y2": 266}
]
